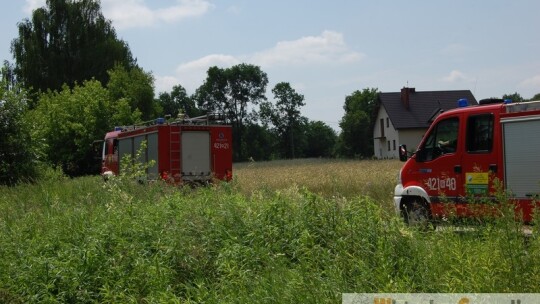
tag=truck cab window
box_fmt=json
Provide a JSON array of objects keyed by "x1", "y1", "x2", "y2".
[
  {"x1": 417, "y1": 117, "x2": 459, "y2": 162},
  {"x1": 467, "y1": 114, "x2": 493, "y2": 152}
]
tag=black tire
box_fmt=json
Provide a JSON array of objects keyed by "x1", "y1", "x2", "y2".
[{"x1": 402, "y1": 197, "x2": 432, "y2": 228}]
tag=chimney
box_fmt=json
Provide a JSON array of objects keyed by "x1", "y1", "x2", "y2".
[{"x1": 400, "y1": 87, "x2": 415, "y2": 110}]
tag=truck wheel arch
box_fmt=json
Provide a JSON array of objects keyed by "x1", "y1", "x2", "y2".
[
  {"x1": 400, "y1": 185, "x2": 430, "y2": 201},
  {"x1": 400, "y1": 195, "x2": 432, "y2": 227},
  {"x1": 398, "y1": 185, "x2": 432, "y2": 226}
]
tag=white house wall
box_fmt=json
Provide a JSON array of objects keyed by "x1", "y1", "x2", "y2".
[
  {"x1": 399, "y1": 129, "x2": 426, "y2": 154},
  {"x1": 373, "y1": 106, "x2": 399, "y2": 159},
  {"x1": 373, "y1": 106, "x2": 427, "y2": 159}
]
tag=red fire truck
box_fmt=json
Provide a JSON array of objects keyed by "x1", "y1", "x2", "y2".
[
  {"x1": 395, "y1": 98, "x2": 540, "y2": 224},
  {"x1": 101, "y1": 114, "x2": 233, "y2": 184}
]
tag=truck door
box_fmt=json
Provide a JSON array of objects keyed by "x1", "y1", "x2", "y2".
[
  {"x1": 462, "y1": 113, "x2": 498, "y2": 201},
  {"x1": 502, "y1": 115, "x2": 540, "y2": 199},
  {"x1": 181, "y1": 131, "x2": 211, "y2": 181},
  {"x1": 102, "y1": 138, "x2": 119, "y2": 175},
  {"x1": 414, "y1": 116, "x2": 462, "y2": 205}
]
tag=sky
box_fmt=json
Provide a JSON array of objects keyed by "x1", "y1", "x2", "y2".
[{"x1": 1, "y1": 0, "x2": 540, "y2": 130}]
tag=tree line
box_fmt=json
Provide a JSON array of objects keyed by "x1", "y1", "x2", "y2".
[
  {"x1": 0, "y1": 0, "x2": 341, "y2": 184},
  {"x1": 1, "y1": 0, "x2": 539, "y2": 185}
]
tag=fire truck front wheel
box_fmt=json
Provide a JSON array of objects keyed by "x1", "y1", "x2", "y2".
[{"x1": 401, "y1": 197, "x2": 432, "y2": 228}]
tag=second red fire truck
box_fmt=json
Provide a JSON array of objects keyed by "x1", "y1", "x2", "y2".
[
  {"x1": 101, "y1": 114, "x2": 233, "y2": 185},
  {"x1": 395, "y1": 98, "x2": 540, "y2": 224}
]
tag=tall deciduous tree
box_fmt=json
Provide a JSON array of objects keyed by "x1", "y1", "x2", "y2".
[
  {"x1": 0, "y1": 85, "x2": 38, "y2": 185},
  {"x1": 304, "y1": 121, "x2": 337, "y2": 158},
  {"x1": 1, "y1": 61, "x2": 17, "y2": 91},
  {"x1": 260, "y1": 82, "x2": 306, "y2": 158},
  {"x1": 30, "y1": 80, "x2": 113, "y2": 175},
  {"x1": 338, "y1": 88, "x2": 379, "y2": 157},
  {"x1": 242, "y1": 122, "x2": 277, "y2": 161},
  {"x1": 107, "y1": 65, "x2": 156, "y2": 121},
  {"x1": 195, "y1": 66, "x2": 228, "y2": 114},
  {"x1": 195, "y1": 64, "x2": 268, "y2": 160},
  {"x1": 158, "y1": 84, "x2": 200, "y2": 118},
  {"x1": 11, "y1": 0, "x2": 135, "y2": 102},
  {"x1": 502, "y1": 92, "x2": 524, "y2": 103}
]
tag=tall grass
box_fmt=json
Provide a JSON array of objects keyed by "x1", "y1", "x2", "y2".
[
  {"x1": 234, "y1": 159, "x2": 402, "y2": 212},
  {"x1": 0, "y1": 159, "x2": 539, "y2": 303}
]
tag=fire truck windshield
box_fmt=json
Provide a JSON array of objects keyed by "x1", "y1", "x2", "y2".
[{"x1": 417, "y1": 117, "x2": 459, "y2": 162}]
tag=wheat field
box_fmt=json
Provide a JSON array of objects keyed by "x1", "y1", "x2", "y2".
[{"x1": 234, "y1": 158, "x2": 403, "y2": 211}]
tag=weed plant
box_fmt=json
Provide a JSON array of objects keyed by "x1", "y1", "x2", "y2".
[{"x1": 0, "y1": 159, "x2": 539, "y2": 303}]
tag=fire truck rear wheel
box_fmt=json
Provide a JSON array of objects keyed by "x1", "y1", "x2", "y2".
[{"x1": 402, "y1": 197, "x2": 432, "y2": 228}]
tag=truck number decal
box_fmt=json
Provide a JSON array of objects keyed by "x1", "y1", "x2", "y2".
[
  {"x1": 426, "y1": 177, "x2": 457, "y2": 191},
  {"x1": 214, "y1": 142, "x2": 230, "y2": 149}
]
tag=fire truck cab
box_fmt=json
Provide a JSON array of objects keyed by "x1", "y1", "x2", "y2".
[
  {"x1": 395, "y1": 99, "x2": 540, "y2": 224},
  {"x1": 101, "y1": 115, "x2": 233, "y2": 184}
]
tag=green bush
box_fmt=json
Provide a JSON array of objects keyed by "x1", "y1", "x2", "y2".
[{"x1": 1, "y1": 174, "x2": 539, "y2": 303}]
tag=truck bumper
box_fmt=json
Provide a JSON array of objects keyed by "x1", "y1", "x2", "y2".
[{"x1": 393, "y1": 183, "x2": 404, "y2": 215}]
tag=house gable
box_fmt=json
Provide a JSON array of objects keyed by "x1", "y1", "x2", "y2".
[
  {"x1": 373, "y1": 104, "x2": 400, "y2": 158},
  {"x1": 372, "y1": 88, "x2": 477, "y2": 158},
  {"x1": 379, "y1": 88, "x2": 477, "y2": 130}
]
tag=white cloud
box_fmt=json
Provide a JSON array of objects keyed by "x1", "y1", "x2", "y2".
[
  {"x1": 176, "y1": 54, "x2": 240, "y2": 73},
  {"x1": 103, "y1": 0, "x2": 155, "y2": 29},
  {"x1": 519, "y1": 75, "x2": 540, "y2": 88},
  {"x1": 250, "y1": 30, "x2": 365, "y2": 68},
  {"x1": 156, "y1": 31, "x2": 364, "y2": 94},
  {"x1": 106, "y1": 0, "x2": 213, "y2": 29},
  {"x1": 24, "y1": 0, "x2": 213, "y2": 29},
  {"x1": 156, "y1": 54, "x2": 239, "y2": 93},
  {"x1": 23, "y1": 0, "x2": 45, "y2": 14},
  {"x1": 155, "y1": 75, "x2": 182, "y2": 94},
  {"x1": 442, "y1": 70, "x2": 472, "y2": 83},
  {"x1": 155, "y1": 0, "x2": 212, "y2": 23}
]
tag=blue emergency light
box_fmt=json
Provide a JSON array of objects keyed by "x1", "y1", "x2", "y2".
[{"x1": 458, "y1": 98, "x2": 468, "y2": 107}]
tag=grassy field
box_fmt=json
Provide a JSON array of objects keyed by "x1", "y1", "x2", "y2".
[
  {"x1": 234, "y1": 158, "x2": 402, "y2": 204},
  {"x1": 1, "y1": 159, "x2": 539, "y2": 303}
]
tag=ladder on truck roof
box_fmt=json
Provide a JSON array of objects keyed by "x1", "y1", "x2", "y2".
[
  {"x1": 169, "y1": 126, "x2": 181, "y2": 178},
  {"x1": 504, "y1": 100, "x2": 540, "y2": 114},
  {"x1": 114, "y1": 113, "x2": 227, "y2": 132},
  {"x1": 167, "y1": 112, "x2": 226, "y2": 126}
]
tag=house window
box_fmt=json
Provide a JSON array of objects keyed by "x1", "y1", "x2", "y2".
[
  {"x1": 393, "y1": 140, "x2": 396, "y2": 150},
  {"x1": 387, "y1": 140, "x2": 391, "y2": 151},
  {"x1": 380, "y1": 119, "x2": 385, "y2": 137},
  {"x1": 386, "y1": 117, "x2": 389, "y2": 128}
]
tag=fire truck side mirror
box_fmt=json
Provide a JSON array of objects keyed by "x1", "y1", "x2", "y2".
[{"x1": 398, "y1": 145, "x2": 408, "y2": 162}]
